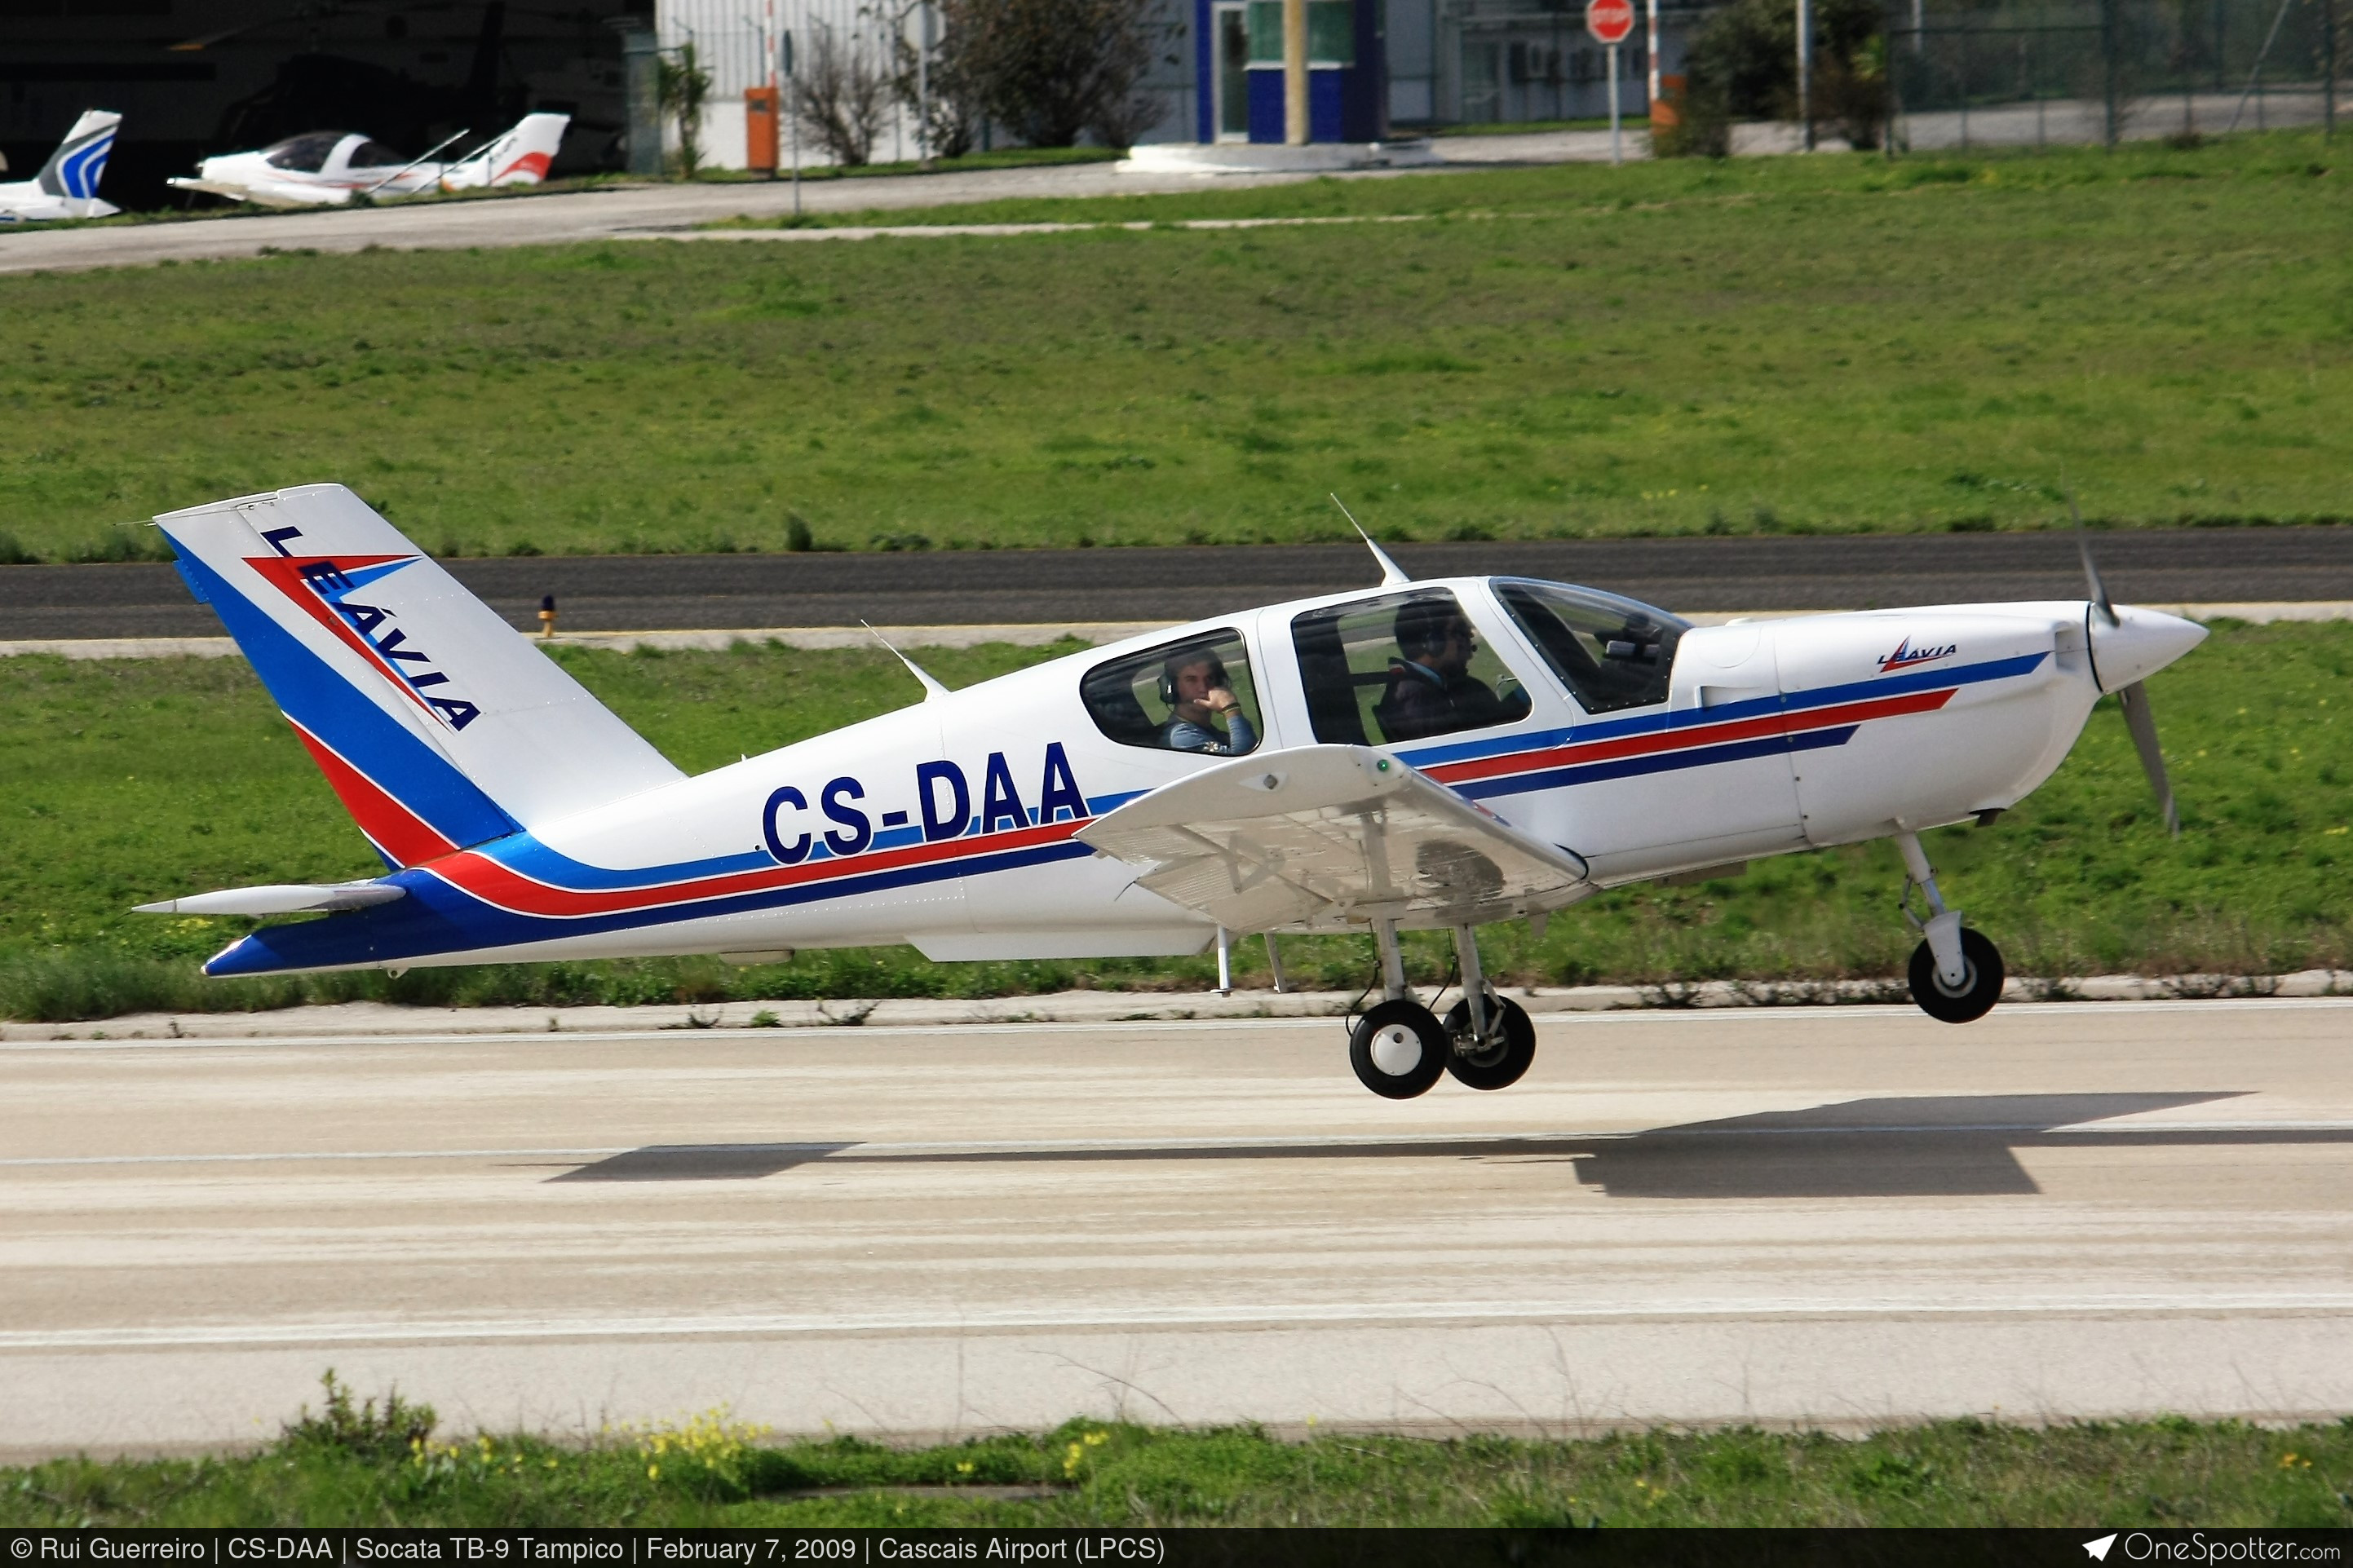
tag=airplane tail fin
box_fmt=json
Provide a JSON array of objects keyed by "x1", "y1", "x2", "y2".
[
  {"x1": 36, "y1": 109, "x2": 121, "y2": 214},
  {"x1": 156, "y1": 485, "x2": 683, "y2": 867},
  {"x1": 447, "y1": 113, "x2": 568, "y2": 188}
]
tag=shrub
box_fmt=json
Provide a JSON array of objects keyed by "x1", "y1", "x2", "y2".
[
  {"x1": 935, "y1": 0, "x2": 1177, "y2": 148},
  {"x1": 1666, "y1": 0, "x2": 1888, "y2": 156}
]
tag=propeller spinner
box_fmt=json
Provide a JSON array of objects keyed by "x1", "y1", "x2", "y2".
[{"x1": 2069, "y1": 491, "x2": 2206, "y2": 835}]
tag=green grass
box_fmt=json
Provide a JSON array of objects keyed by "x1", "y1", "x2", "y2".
[
  {"x1": 0, "y1": 131, "x2": 2345, "y2": 561},
  {"x1": 2, "y1": 617, "x2": 2345, "y2": 1023},
  {"x1": 9, "y1": 1394, "x2": 2352, "y2": 1526}
]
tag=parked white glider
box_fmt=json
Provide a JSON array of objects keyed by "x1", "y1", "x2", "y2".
[
  {"x1": 0, "y1": 109, "x2": 121, "y2": 223},
  {"x1": 139, "y1": 485, "x2": 2205, "y2": 1098},
  {"x1": 167, "y1": 113, "x2": 568, "y2": 208}
]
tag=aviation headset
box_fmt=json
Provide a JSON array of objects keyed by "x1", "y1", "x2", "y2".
[{"x1": 1158, "y1": 648, "x2": 1231, "y2": 707}]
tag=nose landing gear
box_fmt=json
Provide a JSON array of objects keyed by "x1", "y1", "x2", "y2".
[
  {"x1": 1895, "y1": 831, "x2": 2006, "y2": 1023},
  {"x1": 1346, "y1": 918, "x2": 1538, "y2": 1097}
]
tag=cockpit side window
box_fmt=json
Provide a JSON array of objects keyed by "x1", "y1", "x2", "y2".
[
  {"x1": 1081, "y1": 629, "x2": 1264, "y2": 757},
  {"x1": 263, "y1": 133, "x2": 347, "y2": 172},
  {"x1": 1494, "y1": 579, "x2": 1688, "y2": 715},
  {"x1": 1289, "y1": 589, "x2": 1533, "y2": 747},
  {"x1": 347, "y1": 139, "x2": 409, "y2": 167}
]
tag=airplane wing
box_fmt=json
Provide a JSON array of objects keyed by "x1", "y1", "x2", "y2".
[
  {"x1": 1074, "y1": 744, "x2": 1594, "y2": 934},
  {"x1": 167, "y1": 175, "x2": 346, "y2": 207}
]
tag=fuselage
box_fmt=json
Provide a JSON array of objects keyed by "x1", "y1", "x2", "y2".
[{"x1": 207, "y1": 574, "x2": 2198, "y2": 978}]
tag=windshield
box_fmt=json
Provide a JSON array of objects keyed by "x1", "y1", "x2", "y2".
[{"x1": 1493, "y1": 579, "x2": 1687, "y2": 715}]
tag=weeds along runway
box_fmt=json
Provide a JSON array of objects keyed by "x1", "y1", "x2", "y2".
[{"x1": 6, "y1": 999, "x2": 2353, "y2": 1457}]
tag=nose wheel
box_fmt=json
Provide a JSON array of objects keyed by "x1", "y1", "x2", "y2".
[
  {"x1": 1908, "y1": 927, "x2": 2005, "y2": 1023},
  {"x1": 1894, "y1": 830, "x2": 2006, "y2": 1023}
]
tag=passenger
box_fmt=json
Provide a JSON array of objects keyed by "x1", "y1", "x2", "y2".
[
  {"x1": 1374, "y1": 599, "x2": 1531, "y2": 743},
  {"x1": 1159, "y1": 648, "x2": 1258, "y2": 755}
]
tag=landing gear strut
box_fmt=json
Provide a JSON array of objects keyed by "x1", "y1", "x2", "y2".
[
  {"x1": 1895, "y1": 832, "x2": 2005, "y2": 1023},
  {"x1": 1347, "y1": 920, "x2": 1537, "y2": 1098}
]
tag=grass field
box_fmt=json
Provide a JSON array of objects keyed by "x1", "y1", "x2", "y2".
[
  {"x1": 10, "y1": 1389, "x2": 2351, "y2": 1526},
  {"x1": 1, "y1": 616, "x2": 2341, "y2": 1022},
  {"x1": 0, "y1": 132, "x2": 2344, "y2": 562}
]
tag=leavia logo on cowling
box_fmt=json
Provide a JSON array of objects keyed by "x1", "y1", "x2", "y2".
[{"x1": 1878, "y1": 636, "x2": 1958, "y2": 674}]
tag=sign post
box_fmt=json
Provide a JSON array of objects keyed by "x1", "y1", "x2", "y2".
[{"x1": 1586, "y1": 0, "x2": 1636, "y2": 164}]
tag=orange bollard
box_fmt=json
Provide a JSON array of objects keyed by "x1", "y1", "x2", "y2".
[{"x1": 538, "y1": 594, "x2": 557, "y2": 638}]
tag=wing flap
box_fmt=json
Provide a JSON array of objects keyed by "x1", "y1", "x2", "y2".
[{"x1": 1075, "y1": 744, "x2": 1593, "y2": 933}]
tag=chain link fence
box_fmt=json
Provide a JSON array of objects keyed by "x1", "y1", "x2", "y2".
[{"x1": 1888, "y1": 0, "x2": 2341, "y2": 148}]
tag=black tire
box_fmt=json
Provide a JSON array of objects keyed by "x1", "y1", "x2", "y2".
[
  {"x1": 1349, "y1": 1000, "x2": 1449, "y2": 1099},
  {"x1": 1441, "y1": 993, "x2": 1537, "y2": 1091},
  {"x1": 1908, "y1": 928, "x2": 2006, "y2": 1023}
]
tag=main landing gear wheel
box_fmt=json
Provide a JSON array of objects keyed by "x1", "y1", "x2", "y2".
[
  {"x1": 1908, "y1": 928, "x2": 2006, "y2": 1023},
  {"x1": 1442, "y1": 994, "x2": 1536, "y2": 1091},
  {"x1": 1349, "y1": 1000, "x2": 1449, "y2": 1099}
]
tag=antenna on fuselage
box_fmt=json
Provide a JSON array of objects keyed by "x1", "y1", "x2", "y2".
[
  {"x1": 861, "y1": 620, "x2": 951, "y2": 704},
  {"x1": 1330, "y1": 493, "x2": 1411, "y2": 588}
]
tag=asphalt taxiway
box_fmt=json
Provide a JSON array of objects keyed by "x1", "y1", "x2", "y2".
[
  {"x1": 9, "y1": 527, "x2": 2353, "y2": 642},
  {"x1": 4, "y1": 998, "x2": 2351, "y2": 1455}
]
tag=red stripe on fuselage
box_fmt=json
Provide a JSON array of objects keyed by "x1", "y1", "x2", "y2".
[
  {"x1": 288, "y1": 718, "x2": 461, "y2": 867},
  {"x1": 1423, "y1": 687, "x2": 1958, "y2": 788},
  {"x1": 418, "y1": 816, "x2": 1087, "y2": 920}
]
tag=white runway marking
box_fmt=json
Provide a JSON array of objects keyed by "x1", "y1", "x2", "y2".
[
  {"x1": 9, "y1": 1292, "x2": 2353, "y2": 1353},
  {"x1": 7, "y1": 1117, "x2": 2352, "y2": 1170}
]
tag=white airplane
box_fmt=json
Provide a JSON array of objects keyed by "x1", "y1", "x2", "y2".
[
  {"x1": 167, "y1": 113, "x2": 568, "y2": 208},
  {"x1": 0, "y1": 109, "x2": 121, "y2": 223},
  {"x1": 138, "y1": 484, "x2": 2205, "y2": 1098}
]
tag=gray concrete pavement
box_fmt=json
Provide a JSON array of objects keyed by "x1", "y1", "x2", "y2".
[
  {"x1": 0, "y1": 154, "x2": 1458, "y2": 278},
  {"x1": 10, "y1": 528, "x2": 2353, "y2": 641},
  {"x1": 5, "y1": 998, "x2": 2351, "y2": 1455}
]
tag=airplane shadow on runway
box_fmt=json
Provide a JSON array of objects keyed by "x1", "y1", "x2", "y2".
[{"x1": 547, "y1": 1089, "x2": 2340, "y2": 1198}]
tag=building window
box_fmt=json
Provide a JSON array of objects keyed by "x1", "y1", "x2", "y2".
[{"x1": 1246, "y1": 0, "x2": 1356, "y2": 65}]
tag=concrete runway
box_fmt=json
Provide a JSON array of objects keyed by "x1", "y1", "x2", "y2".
[
  {"x1": 10, "y1": 528, "x2": 2353, "y2": 641},
  {"x1": 5, "y1": 998, "x2": 2352, "y2": 1457}
]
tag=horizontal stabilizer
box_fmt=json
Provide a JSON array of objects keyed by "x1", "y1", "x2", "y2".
[
  {"x1": 135, "y1": 881, "x2": 407, "y2": 917},
  {"x1": 1076, "y1": 744, "x2": 1594, "y2": 933}
]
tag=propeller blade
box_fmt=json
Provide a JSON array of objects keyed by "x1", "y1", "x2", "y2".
[
  {"x1": 2116, "y1": 680, "x2": 2179, "y2": 836},
  {"x1": 2068, "y1": 485, "x2": 2118, "y2": 628}
]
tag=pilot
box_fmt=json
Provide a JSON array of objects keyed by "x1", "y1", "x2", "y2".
[
  {"x1": 1160, "y1": 647, "x2": 1258, "y2": 755},
  {"x1": 1375, "y1": 599, "x2": 1531, "y2": 743}
]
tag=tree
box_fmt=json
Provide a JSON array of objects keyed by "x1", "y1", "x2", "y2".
[
  {"x1": 934, "y1": 0, "x2": 1177, "y2": 148},
  {"x1": 1665, "y1": 0, "x2": 1887, "y2": 155},
  {"x1": 796, "y1": 20, "x2": 893, "y2": 166},
  {"x1": 656, "y1": 40, "x2": 714, "y2": 176},
  {"x1": 883, "y1": 0, "x2": 982, "y2": 159}
]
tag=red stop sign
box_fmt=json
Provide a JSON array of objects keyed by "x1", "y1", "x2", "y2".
[{"x1": 1586, "y1": 0, "x2": 1635, "y2": 45}]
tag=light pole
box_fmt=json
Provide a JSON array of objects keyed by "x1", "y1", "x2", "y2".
[
  {"x1": 1284, "y1": 0, "x2": 1308, "y2": 144},
  {"x1": 1796, "y1": 0, "x2": 1814, "y2": 149}
]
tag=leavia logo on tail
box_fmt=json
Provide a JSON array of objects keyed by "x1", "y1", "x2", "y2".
[
  {"x1": 245, "y1": 524, "x2": 481, "y2": 730},
  {"x1": 1878, "y1": 636, "x2": 1957, "y2": 674}
]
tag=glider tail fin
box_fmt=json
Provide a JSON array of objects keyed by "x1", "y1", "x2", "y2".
[
  {"x1": 155, "y1": 485, "x2": 683, "y2": 867},
  {"x1": 35, "y1": 109, "x2": 121, "y2": 212},
  {"x1": 449, "y1": 113, "x2": 568, "y2": 188}
]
